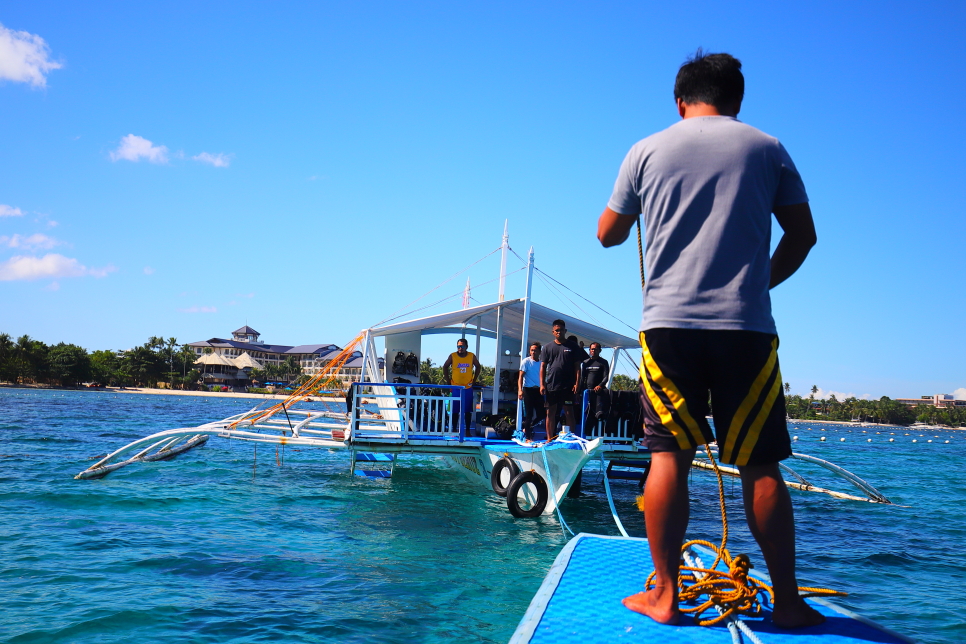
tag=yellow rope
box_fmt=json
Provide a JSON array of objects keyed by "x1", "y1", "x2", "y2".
[
  {"x1": 641, "y1": 444, "x2": 845, "y2": 627},
  {"x1": 228, "y1": 332, "x2": 366, "y2": 430}
]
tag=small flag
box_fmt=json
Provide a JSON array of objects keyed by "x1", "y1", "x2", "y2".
[{"x1": 462, "y1": 277, "x2": 471, "y2": 309}]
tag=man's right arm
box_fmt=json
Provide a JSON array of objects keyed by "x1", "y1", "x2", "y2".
[
  {"x1": 597, "y1": 207, "x2": 638, "y2": 248},
  {"x1": 441, "y1": 355, "x2": 452, "y2": 383},
  {"x1": 770, "y1": 203, "x2": 817, "y2": 288},
  {"x1": 539, "y1": 362, "x2": 546, "y2": 395}
]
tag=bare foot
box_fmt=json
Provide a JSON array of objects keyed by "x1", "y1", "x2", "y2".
[
  {"x1": 772, "y1": 596, "x2": 825, "y2": 629},
  {"x1": 622, "y1": 589, "x2": 680, "y2": 625}
]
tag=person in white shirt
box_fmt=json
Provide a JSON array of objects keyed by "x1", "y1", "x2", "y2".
[{"x1": 517, "y1": 342, "x2": 542, "y2": 440}]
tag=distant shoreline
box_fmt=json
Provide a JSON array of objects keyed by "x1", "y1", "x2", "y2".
[
  {"x1": 0, "y1": 383, "x2": 345, "y2": 403},
  {"x1": 786, "y1": 417, "x2": 965, "y2": 430}
]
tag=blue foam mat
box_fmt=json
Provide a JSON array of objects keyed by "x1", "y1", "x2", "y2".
[{"x1": 511, "y1": 533, "x2": 913, "y2": 644}]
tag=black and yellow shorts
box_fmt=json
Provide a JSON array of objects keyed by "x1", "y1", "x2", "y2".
[{"x1": 638, "y1": 328, "x2": 791, "y2": 467}]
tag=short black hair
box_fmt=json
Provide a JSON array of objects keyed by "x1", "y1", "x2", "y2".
[
  {"x1": 590, "y1": 342, "x2": 602, "y2": 350},
  {"x1": 456, "y1": 339, "x2": 468, "y2": 347},
  {"x1": 552, "y1": 319, "x2": 566, "y2": 328},
  {"x1": 674, "y1": 49, "x2": 744, "y2": 110},
  {"x1": 529, "y1": 342, "x2": 541, "y2": 350}
]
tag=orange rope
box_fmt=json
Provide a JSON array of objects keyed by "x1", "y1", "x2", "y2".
[{"x1": 229, "y1": 332, "x2": 367, "y2": 430}]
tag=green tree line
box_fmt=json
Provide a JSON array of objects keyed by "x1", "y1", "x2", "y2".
[
  {"x1": 784, "y1": 383, "x2": 965, "y2": 427},
  {"x1": 0, "y1": 333, "x2": 201, "y2": 389}
]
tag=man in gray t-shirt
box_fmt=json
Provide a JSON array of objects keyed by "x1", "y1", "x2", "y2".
[{"x1": 598, "y1": 51, "x2": 821, "y2": 629}]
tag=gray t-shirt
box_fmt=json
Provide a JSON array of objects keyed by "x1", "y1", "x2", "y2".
[{"x1": 608, "y1": 116, "x2": 808, "y2": 334}]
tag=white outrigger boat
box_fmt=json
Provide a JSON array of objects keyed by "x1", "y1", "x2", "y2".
[{"x1": 75, "y1": 230, "x2": 892, "y2": 527}]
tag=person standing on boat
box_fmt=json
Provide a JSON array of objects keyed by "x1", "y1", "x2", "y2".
[
  {"x1": 597, "y1": 50, "x2": 821, "y2": 629},
  {"x1": 443, "y1": 338, "x2": 481, "y2": 388},
  {"x1": 540, "y1": 320, "x2": 580, "y2": 441},
  {"x1": 518, "y1": 342, "x2": 543, "y2": 440},
  {"x1": 580, "y1": 342, "x2": 610, "y2": 425},
  {"x1": 443, "y1": 338, "x2": 481, "y2": 433}
]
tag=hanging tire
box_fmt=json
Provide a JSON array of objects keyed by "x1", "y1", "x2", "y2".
[
  {"x1": 490, "y1": 456, "x2": 520, "y2": 497},
  {"x1": 506, "y1": 470, "x2": 549, "y2": 518}
]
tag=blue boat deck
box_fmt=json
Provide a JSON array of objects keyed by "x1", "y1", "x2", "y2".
[{"x1": 511, "y1": 533, "x2": 913, "y2": 644}]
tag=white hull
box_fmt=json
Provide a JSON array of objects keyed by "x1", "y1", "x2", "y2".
[{"x1": 445, "y1": 438, "x2": 601, "y2": 515}]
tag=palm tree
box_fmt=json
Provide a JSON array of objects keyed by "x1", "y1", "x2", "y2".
[
  {"x1": 14, "y1": 335, "x2": 34, "y2": 383},
  {"x1": 163, "y1": 337, "x2": 179, "y2": 385},
  {"x1": 826, "y1": 393, "x2": 838, "y2": 416},
  {"x1": 0, "y1": 333, "x2": 12, "y2": 382},
  {"x1": 281, "y1": 356, "x2": 302, "y2": 383}
]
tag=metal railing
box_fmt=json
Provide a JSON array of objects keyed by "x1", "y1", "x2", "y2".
[{"x1": 350, "y1": 383, "x2": 474, "y2": 442}]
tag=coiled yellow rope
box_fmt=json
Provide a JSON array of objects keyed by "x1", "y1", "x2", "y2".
[{"x1": 641, "y1": 444, "x2": 845, "y2": 627}]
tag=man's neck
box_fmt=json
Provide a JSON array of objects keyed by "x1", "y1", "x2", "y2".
[{"x1": 676, "y1": 99, "x2": 740, "y2": 120}]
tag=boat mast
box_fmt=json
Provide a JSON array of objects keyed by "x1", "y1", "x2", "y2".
[
  {"x1": 491, "y1": 221, "x2": 509, "y2": 415},
  {"x1": 514, "y1": 246, "x2": 535, "y2": 431},
  {"x1": 498, "y1": 219, "x2": 508, "y2": 302}
]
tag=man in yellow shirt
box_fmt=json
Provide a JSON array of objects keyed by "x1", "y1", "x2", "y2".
[{"x1": 442, "y1": 338, "x2": 481, "y2": 387}]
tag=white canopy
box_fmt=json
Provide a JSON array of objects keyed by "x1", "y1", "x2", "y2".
[
  {"x1": 194, "y1": 352, "x2": 235, "y2": 367},
  {"x1": 232, "y1": 352, "x2": 263, "y2": 370},
  {"x1": 369, "y1": 299, "x2": 638, "y2": 349}
]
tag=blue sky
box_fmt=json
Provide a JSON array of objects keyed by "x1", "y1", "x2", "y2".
[{"x1": 1, "y1": 1, "x2": 964, "y2": 399}]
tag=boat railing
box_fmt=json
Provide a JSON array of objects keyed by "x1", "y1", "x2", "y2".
[{"x1": 350, "y1": 382, "x2": 472, "y2": 442}]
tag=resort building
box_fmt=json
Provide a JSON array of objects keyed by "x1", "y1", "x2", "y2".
[
  {"x1": 895, "y1": 394, "x2": 966, "y2": 408},
  {"x1": 187, "y1": 326, "x2": 382, "y2": 387}
]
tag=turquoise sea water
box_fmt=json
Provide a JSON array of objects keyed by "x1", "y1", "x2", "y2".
[{"x1": 2, "y1": 388, "x2": 965, "y2": 643}]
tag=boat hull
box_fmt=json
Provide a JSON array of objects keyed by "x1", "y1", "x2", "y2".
[{"x1": 445, "y1": 438, "x2": 601, "y2": 515}]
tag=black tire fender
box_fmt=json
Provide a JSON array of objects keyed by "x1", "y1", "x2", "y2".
[
  {"x1": 506, "y1": 470, "x2": 549, "y2": 518},
  {"x1": 490, "y1": 456, "x2": 520, "y2": 497}
]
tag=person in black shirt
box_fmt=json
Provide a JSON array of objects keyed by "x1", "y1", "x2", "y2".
[
  {"x1": 581, "y1": 342, "x2": 610, "y2": 424},
  {"x1": 540, "y1": 319, "x2": 580, "y2": 441}
]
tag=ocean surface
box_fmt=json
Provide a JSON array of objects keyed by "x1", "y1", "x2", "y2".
[{"x1": 2, "y1": 388, "x2": 964, "y2": 644}]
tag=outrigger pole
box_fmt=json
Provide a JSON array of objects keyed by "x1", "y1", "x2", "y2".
[{"x1": 515, "y1": 246, "x2": 535, "y2": 431}]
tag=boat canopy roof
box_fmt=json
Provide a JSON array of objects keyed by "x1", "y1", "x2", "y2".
[{"x1": 369, "y1": 299, "x2": 638, "y2": 349}]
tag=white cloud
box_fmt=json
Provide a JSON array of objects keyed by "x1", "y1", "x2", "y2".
[
  {"x1": 143, "y1": 266, "x2": 155, "y2": 275},
  {"x1": 796, "y1": 387, "x2": 871, "y2": 401},
  {"x1": 88, "y1": 264, "x2": 116, "y2": 278},
  {"x1": 0, "y1": 204, "x2": 24, "y2": 217},
  {"x1": 0, "y1": 233, "x2": 61, "y2": 250},
  {"x1": 192, "y1": 152, "x2": 231, "y2": 167},
  {"x1": 952, "y1": 388, "x2": 966, "y2": 400},
  {"x1": 179, "y1": 305, "x2": 217, "y2": 313},
  {"x1": 0, "y1": 254, "x2": 116, "y2": 281},
  {"x1": 0, "y1": 23, "x2": 62, "y2": 88},
  {"x1": 44, "y1": 281, "x2": 59, "y2": 291},
  {"x1": 110, "y1": 134, "x2": 169, "y2": 163}
]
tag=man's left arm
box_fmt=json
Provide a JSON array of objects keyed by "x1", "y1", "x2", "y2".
[
  {"x1": 597, "y1": 360, "x2": 610, "y2": 392},
  {"x1": 597, "y1": 207, "x2": 638, "y2": 248},
  {"x1": 771, "y1": 203, "x2": 817, "y2": 288},
  {"x1": 472, "y1": 355, "x2": 482, "y2": 386}
]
